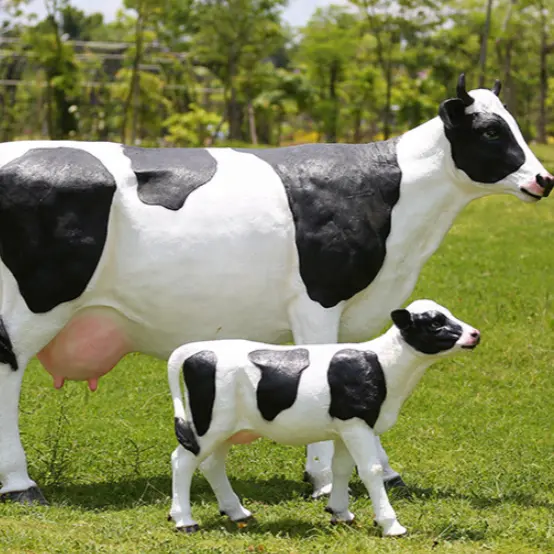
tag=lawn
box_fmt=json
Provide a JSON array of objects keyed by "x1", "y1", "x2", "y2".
[{"x1": 1, "y1": 147, "x2": 553, "y2": 553}]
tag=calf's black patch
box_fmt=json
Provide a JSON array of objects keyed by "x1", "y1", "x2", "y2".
[
  {"x1": 123, "y1": 146, "x2": 217, "y2": 210},
  {"x1": 0, "y1": 147, "x2": 116, "y2": 314},
  {"x1": 0, "y1": 318, "x2": 17, "y2": 371},
  {"x1": 441, "y1": 110, "x2": 525, "y2": 183},
  {"x1": 174, "y1": 417, "x2": 200, "y2": 456},
  {"x1": 327, "y1": 349, "x2": 387, "y2": 428},
  {"x1": 182, "y1": 350, "x2": 217, "y2": 436},
  {"x1": 237, "y1": 141, "x2": 402, "y2": 308},
  {"x1": 248, "y1": 348, "x2": 310, "y2": 421}
]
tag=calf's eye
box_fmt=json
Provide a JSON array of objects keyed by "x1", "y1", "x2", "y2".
[{"x1": 483, "y1": 129, "x2": 500, "y2": 140}]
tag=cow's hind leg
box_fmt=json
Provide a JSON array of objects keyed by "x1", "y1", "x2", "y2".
[
  {"x1": 325, "y1": 438, "x2": 355, "y2": 524},
  {"x1": 199, "y1": 443, "x2": 252, "y2": 523},
  {"x1": 0, "y1": 360, "x2": 47, "y2": 506},
  {"x1": 170, "y1": 445, "x2": 201, "y2": 533}
]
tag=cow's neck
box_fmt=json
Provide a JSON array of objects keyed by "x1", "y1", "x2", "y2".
[
  {"x1": 370, "y1": 330, "x2": 434, "y2": 407},
  {"x1": 393, "y1": 116, "x2": 484, "y2": 255}
]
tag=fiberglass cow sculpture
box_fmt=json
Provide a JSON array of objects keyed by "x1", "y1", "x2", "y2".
[
  {"x1": 0, "y1": 74, "x2": 551, "y2": 505},
  {"x1": 167, "y1": 300, "x2": 481, "y2": 536}
]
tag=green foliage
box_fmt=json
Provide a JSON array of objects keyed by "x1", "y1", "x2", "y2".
[
  {"x1": 0, "y1": 146, "x2": 553, "y2": 552},
  {"x1": 164, "y1": 103, "x2": 224, "y2": 146},
  {"x1": 1, "y1": 0, "x2": 554, "y2": 144}
]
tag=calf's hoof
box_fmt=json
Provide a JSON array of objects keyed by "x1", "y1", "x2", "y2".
[
  {"x1": 377, "y1": 520, "x2": 407, "y2": 537},
  {"x1": 0, "y1": 486, "x2": 49, "y2": 506},
  {"x1": 176, "y1": 523, "x2": 200, "y2": 534},
  {"x1": 325, "y1": 506, "x2": 355, "y2": 525}
]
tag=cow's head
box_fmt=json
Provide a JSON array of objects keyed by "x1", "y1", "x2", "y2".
[
  {"x1": 391, "y1": 299, "x2": 481, "y2": 357},
  {"x1": 439, "y1": 74, "x2": 553, "y2": 202}
]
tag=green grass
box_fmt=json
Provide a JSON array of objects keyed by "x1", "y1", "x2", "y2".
[{"x1": 2, "y1": 148, "x2": 554, "y2": 553}]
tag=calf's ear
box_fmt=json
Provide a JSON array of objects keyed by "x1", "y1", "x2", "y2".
[
  {"x1": 391, "y1": 309, "x2": 413, "y2": 331},
  {"x1": 438, "y1": 98, "x2": 467, "y2": 129}
]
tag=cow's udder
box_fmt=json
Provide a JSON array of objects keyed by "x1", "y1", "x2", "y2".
[{"x1": 37, "y1": 307, "x2": 132, "y2": 391}]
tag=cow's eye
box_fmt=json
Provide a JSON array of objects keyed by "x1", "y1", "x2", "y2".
[{"x1": 483, "y1": 128, "x2": 500, "y2": 140}]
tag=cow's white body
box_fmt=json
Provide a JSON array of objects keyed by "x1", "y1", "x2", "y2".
[{"x1": 0, "y1": 84, "x2": 551, "y2": 501}]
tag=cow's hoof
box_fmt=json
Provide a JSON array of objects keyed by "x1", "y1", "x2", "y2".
[
  {"x1": 0, "y1": 486, "x2": 48, "y2": 506},
  {"x1": 384, "y1": 475, "x2": 407, "y2": 490},
  {"x1": 176, "y1": 523, "x2": 200, "y2": 534}
]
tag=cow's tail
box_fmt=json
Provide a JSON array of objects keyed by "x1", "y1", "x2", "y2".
[{"x1": 168, "y1": 346, "x2": 188, "y2": 421}]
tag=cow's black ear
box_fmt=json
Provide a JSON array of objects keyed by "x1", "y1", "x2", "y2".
[
  {"x1": 438, "y1": 98, "x2": 467, "y2": 129},
  {"x1": 391, "y1": 309, "x2": 412, "y2": 331}
]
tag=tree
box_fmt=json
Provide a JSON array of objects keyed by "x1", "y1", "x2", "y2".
[{"x1": 192, "y1": 0, "x2": 288, "y2": 141}]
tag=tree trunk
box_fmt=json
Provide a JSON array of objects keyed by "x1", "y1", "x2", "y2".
[
  {"x1": 537, "y1": 3, "x2": 548, "y2": 144},
  {"x1": 353, "y1": 107, "x2": 363, "y2": 143},
  {"x1": 247, "y1": 102, "x2": 258, "y2": 145},
  {"x1": 383, "y1": 58, "x2": 393, "y2": 140},
  {"x1": 121, "y1": 2, "x2": 145, "y2": 144},
  {"x1": 327, "y1": 60, "x2": 339, "y2": 143},
  {"x1": 478, "y1": 0, "x2": 494, "y2": 88}
]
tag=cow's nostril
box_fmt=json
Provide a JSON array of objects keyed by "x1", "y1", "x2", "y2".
[{"x1": 470, "y1": 330, "x2": 480, "y2": 338}]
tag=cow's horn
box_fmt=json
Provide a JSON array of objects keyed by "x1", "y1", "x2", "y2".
[
  {"x1": 457, "y1": 73, "x2": 475, "y2": 106},
  {"x1": 492, "y1": 79, "x2": 501, "y2": 96}
]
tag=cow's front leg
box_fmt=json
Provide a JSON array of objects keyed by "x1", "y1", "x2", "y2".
[
  {"x1": 288, "y1": 294, "x2": 343, "y2": 498},
  {"x1": 0, "y1": 361, "x2": 47, "y2": 505}
]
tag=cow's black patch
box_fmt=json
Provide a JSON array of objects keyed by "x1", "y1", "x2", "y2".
[
  {"x1": 391, "y1": 309, "x2": 463, "y2": 355},
  {"x1": 440, "y1": 108, "x2": 525, "y2": 183},
  {"x1": 237, "y1": 142, "x2": 402, "y2": 308},
  {"x1": 248, "y1": 348, "x2": 310, "y2": 421},
  {"x1": 123, "y1": 146, "x2": 217, "y2": 210},
  {"x1": 0, "y1": 147, "x2": 116, "y2": 314},
  {"x1": 182, "y1": 350, "x2": 217, "y2": 436},
  {"x1": 174, "y1": 417, "x2": 200, "y2": 456},
  {"x1": 0, "y1": 318, "x2": 17, "y2": 371},
  {"x1": 327, "y1": 349, "x2": 387, "y2": 428}
]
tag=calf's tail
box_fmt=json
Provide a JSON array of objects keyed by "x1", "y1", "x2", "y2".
[{"x1": 168, "y1": 347, "x2": 188, "y2": 421}]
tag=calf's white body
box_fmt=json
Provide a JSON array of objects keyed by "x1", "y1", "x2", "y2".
[{"x1": 167, "y1": 300, "x2": 480, "y2": 535}]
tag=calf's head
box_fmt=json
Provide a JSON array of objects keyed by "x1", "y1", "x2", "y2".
[
  {"x1": 439, "y1": 74, "x2": 553, "y2": 202},
  {"x1": 390, "y1": 299, "x2": 480, "y2": 357}
]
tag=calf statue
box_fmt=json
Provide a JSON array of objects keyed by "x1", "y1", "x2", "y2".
[
  {"x1": 0, "y1": 74, "x2": 551, "y2": 505},
  {"x1": 167, "y1": 300, "x2": 481, "y2": 535}
]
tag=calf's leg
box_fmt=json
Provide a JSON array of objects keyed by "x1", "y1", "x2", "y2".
[
  {"x1": 170, "y1": 445, "x2": 201, "y2": 533},
  {"x1": 199, "y1": 443, "x2": 252, "y2": 522},
  {"x1": 289, "y1": 294, "x2": 404, "y2": 497},
  {"x1": 325, "y1": 438, "x2": 355, "y2": 523},
  {"x1": 339, "y1": 423, "x2": 407, "y2": 537}
]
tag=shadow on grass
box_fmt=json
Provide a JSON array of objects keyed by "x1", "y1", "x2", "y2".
[
  {"x1": 43, "y1": 474, "x2": 312, "y2": 511},
  {"x1": 350, "y1": 480, "x2": 554, "y2": 510},
  {"x1": 42, "y1": 474, "x2": 553, "y2": 516}
]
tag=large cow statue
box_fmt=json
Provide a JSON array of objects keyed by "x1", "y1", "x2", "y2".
[{"x1": 0, "y1": 74, "x2": 552, "y2": 505}]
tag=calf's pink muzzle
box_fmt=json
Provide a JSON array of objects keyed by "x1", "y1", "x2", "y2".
[{"x1": 521, "y1": 174, "x2": 554, "y2": 199}]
